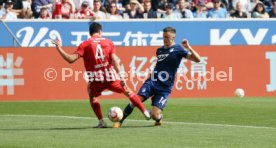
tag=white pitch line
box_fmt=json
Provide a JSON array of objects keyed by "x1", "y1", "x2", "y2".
[{"x1": 1, "y1": 114, "x2": 276, "y2": 130}]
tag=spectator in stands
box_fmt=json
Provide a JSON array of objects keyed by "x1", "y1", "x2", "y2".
[
  {"x1": 207, "y1": 0, "x2": 228, "y2": 18},
  {"x1": 261, "y1": 0, "x2": 272, "y2": 8},
  {"x1": 157, "y1": 0, "x2": 168, "y2": 13},
  {"x1": 39, "y1": 7, "x2": 51, "y2": 19},
  {"x1": 249, "y1": 0, "x2": 271, "y2": 12},
  {"x1": 22, "y1": 0, "x2": 32, "y2": 12},
  {"x1": 53, "y1": 0, "x2": 62, "y2": 19},
  {"x1": 60, "y1": 0, "x2": 74, "y2": 19},
  {"x1": 124, "y1": 0, "x2": 144, "y2": 19},
  {"x1": 220, "y1": 0, "x2": 230, "y2": 10},
  {"x1": 0, "y1": 0, "x2": 3, "y2": 10},
  {"x1": 10, "y1": 0, "x2": 24, "y2": 18},
  {"x1": 193, "y1": 0, "x2": 208, "y2": 18},
  {"x1": 122, "y1": 0, "x2": 143, "y2": 11},
  {"x1": 106, "y1": 1, "x2": 123, "y2": 20},
  {"x1": 102, "y1": 0, "x2": 125, "y2": 15},
  {"x1": 162, "y1": 3, "x2": 179, "y2": 18},
  {"x1": 122, "y1": 0, "x2": 129, "y2": 11},
  {"x1": 169, "y1": 0, "x2": 179, "y2": 5},
  {"x1": 143, "y1": 0, "x2": 157, "y2": 18},
  {"x1": 249, "y1": 0, "x2": 260, "y2": 12},
  {"x1": 175, "y1": 0, "x2": 194, "y2": 18},
  {"x1": 251, "y1": 1, "x2": 269, "y2": 18},
  {"x1": 114, "y1": 0, "x2": 125, "y2": 13},
  {"x1": 93, "y1": 0, "x2": 107, "y2": 19},
  {"x1": 76, "y1": 0, "x2": 94, "y2": 19},
  {"x1": 103, "y1": 0, "x2": 114, "y2": 11},
  {"x1": 268, "y1": 0, "x2": 276, "y2": 18},
  {"x1": 193, "y1": 0, "x2": 214, "y2": 10},
  {"x1": 22, "y1": 0, "x2": 33, "y2": 18},
  {"x1": 71, "y1": 0, "x2": 93, "y2": 11},
  {"x1": 32, "y1": 0, "x2": 53, "y2": 18},
  {"x1": 180, "y1": 0, "x2": 192, "y2": 10},
  {"x1": 230, "y1": 1, "x2": 248, "y2": 18},
  {"x1": 231, "y1": 0, "x2": 250, "y2": 13},
  {"x1": 0, "y1": 0, "x2": 17, "y2": 20},
  {"x1": 150, "y1": 0, "x2": 159, "y2": 11}
]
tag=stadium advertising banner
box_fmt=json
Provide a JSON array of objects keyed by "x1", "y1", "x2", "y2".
[
  {"x1": 0, "y1": 46, "x2": 276, "y2": 100},
  {"x1": 0, "y1": 20, "x2": 276, "y2": 47}
]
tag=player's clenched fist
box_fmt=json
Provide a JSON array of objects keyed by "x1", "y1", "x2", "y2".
[
  {"x1": 181, "y1": 39, "x2": 191, "y2": 49},
  {"x1": 52, "y1": 39, "x2": 61, "y2": 47}
]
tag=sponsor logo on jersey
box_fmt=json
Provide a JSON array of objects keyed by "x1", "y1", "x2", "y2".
[
  {"x1": 157, "y1": 54, "x2": 169, "y2": 62},
  {"x1": 170, "y1": 48, "x2": 174, "y2": 52}
]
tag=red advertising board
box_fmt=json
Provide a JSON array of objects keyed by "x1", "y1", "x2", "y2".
[{"x1": 0, "y1": 46, "x2": 276, "y2": 101}]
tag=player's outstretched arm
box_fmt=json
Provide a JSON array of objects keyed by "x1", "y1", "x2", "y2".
[
  {"x1": 111, "y1": 53, "x2": 126, "y2": 85},
  {"x1": 182, "y1": 39, "x2": 201, "y2": 63},
  {"x1": 52, "y1": 40, "x2": 79, "y2": 64}
]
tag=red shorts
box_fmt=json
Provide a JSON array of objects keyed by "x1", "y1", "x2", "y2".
[{"x1": 88, "y1": 80, "x2": 125, "y2": 97}]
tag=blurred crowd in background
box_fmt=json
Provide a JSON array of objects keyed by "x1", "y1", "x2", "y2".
[{"x1": 0, "y1": 0, "x2": 275, "y2": 20}]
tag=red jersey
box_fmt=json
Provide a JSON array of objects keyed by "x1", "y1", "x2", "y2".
[
  {"x1": 77, "y1": 9, "x2": 94, "y2": 19},
  {"x1": 75, "y1": 35, "x2": 119, "y2": 82},
  {"x1": 61, "y1": 2, "x2": 73, "y2": 19}
]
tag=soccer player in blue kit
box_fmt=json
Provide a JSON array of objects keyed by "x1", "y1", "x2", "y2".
[{"x1": 113, "y1": 27, "x2": 201, "y2": 128}]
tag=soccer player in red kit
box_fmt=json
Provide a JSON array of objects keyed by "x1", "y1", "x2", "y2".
[{"x1": 52, "y1": 22, "x2": 150, "y2": 128}]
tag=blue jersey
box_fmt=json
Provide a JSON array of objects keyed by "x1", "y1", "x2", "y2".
[{"x1": 151, "y1": 44, "x2": 189, "y2": 90}]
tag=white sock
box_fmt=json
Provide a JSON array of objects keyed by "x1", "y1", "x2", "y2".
[{"x1": 143, "y1": 110, "x2": 151, "y2": 119}]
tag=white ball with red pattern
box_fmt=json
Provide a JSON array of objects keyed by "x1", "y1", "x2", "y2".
[{"x1": 108, "y1": 107, "x2": 123, "y2": 122}]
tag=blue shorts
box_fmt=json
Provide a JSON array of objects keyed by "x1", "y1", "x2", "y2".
[{"x1": 138, "y1": 80, "x2": 171, "y2": 110}]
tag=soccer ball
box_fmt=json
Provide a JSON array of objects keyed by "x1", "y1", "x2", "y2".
[
  {"x1": 108, "y1": 107, "x2": 123, "y2": 122},
  {"x1": 235, "y1": 88, "x2": 245, "y2": 98}
]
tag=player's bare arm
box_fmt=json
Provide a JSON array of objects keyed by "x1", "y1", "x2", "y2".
[
  {"x1": 111, "y1": 53, "x2": 121, "y2": 75},
  {"x1": 182, "y1": 39, "x2": 201, "y2": 63},
  {"x1": 52, "y1": 40, "x2": 79, "y2": 64},
  {"x1": 111, "y1": 53, "x2": 126, "y2": 85}
]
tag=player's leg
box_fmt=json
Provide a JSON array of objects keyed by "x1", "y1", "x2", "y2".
[
  {"x1": 118, "y1": 81, "x2": 153, "y2": 126},
  {"x1": 88, "y1": 82, "x2": 107, "y2": 128},
  {"x1": 119, "y1": 95, "x2": 147, "y2": 124},
  {"x1": 108, "y1": 80, "x2": 150, "y2": 119},
  {"x1": 151, "y1": 93, "x2": 169, "y2": 126},
  {"x1": 123, "y1": 88, "x2": 150, "y2": 119},
  {"x1": 151, "y1": 106, "x2": 163, "y2": 126}
]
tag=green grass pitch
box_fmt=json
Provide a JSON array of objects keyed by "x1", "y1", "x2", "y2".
[{"x1": 0, "y1": 98, "x2": 276, "y2": 148}]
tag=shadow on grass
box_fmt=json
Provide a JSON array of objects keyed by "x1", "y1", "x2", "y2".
[
  {"x1": 120, "y1": 125, "x2": 155, "y2": 128},
  {"x1": 0, "y1": 126, "x2": 94, "y2": 131},
  {"x1": 0, "y1": 125, "x2": 155, "y2": 131}
]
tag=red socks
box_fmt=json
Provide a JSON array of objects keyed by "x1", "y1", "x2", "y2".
[
  {"x1": 129, "y1": 93, "x2": 146, "y2": 113},
  {"x1": 90, "y1": 98, "x2": 103, "y2": 120},
  {"x1": 90, "y1": 94, "x2": 145, "y2": 120}
]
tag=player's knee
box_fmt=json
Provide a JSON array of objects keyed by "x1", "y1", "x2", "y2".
[
  {"x1": 124, "y1": 88, "x2": 130, "y2": 97},
  {"x1": 139, "y1": 95, "x2": 145, "y2": 102},
  {"x1": 123, "y1": 91, "x2": 130, "y2": 98},
  {"x1": 124, "y1": 90, "x2": 134, "y2": 98},
  {"x1": 90, "y1": 97, "x2": 98, "y2": 104}
]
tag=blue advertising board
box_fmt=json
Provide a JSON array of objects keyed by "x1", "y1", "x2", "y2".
[{"x1": 0, "y1": 20, "x2": 275, "y2": 47}]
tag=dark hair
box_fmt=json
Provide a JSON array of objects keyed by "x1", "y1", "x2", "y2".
[
  {"x1": 165, "y1": 3, "x2": 173, "y2": 9},
  {"x1": 163, "y1": 27, "x2": 176, "y2": 33},
  {"x1": 108, "y1": 2, "x2": 120, "y2": 15},
  {"x1": 252, "y1": 2, "x2": 266, "y2": 14},
  {"x1": 40, "y1": 7, "x2": 49, "y2": 17},
  {"x1": 89, "y1": 22, "x2": 102, "y2": 35}
]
